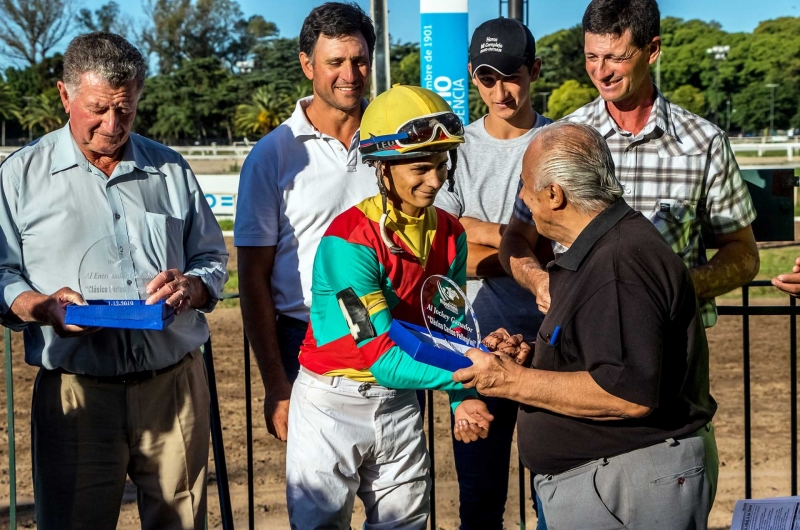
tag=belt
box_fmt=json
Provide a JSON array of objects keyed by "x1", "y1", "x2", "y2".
[
  {"x1": 277, "y1": 314, "x2": 309, "y2": 331},
  {"x1": 299, "y1": 366, "x2": 378, "y2": 395},
  {"x1": 52, "y1": 352, "x2": 192, "y2": 384},
  {"x1": 300, "y1": 366, "x2": 336, "y2": 385}
]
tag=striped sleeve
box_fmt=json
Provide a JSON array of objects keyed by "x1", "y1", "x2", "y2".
[
  {"x1": 704, "y1": 134, "x2": 757, "y2": 235},
  {"x1": 312, "y1": 236, "x2": 394, "y2": 350}
]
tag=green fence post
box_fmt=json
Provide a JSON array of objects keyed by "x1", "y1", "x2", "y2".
[{"x1": 4, "y1": 327, "x2": 16, "y2": 529}]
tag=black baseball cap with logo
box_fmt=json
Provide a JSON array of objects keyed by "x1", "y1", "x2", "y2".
[{"x1": 469, "y1": 18, "x2": 537, "y2": 77}]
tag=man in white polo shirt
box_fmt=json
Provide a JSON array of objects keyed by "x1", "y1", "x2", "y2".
[{"x1": 235, "y1": 2, "x2": 377, "y2": 442}]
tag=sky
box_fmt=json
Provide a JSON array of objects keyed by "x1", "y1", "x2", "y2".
[{"x1": 80, "y1": 0, "x2": 799, "y2": 44}]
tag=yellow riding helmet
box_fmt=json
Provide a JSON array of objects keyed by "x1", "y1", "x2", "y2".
[{"x1": 360, "y1": 85, "x2": 465, "y2": 162}]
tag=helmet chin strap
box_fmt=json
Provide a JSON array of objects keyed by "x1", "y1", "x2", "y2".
[
  {"x1": 447, "y1": 149, "x2": 458, "y2": 192},
  {"x1": 374, "y1": 162, "x2": 405, "y2": 255}
]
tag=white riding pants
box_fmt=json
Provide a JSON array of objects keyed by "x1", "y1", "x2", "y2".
[{"x1": 286, "y1": 367, "x2": 430, "y2": 530}]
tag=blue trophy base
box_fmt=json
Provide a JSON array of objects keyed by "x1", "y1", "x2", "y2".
[
  {"x1": 389, "y1": 320, "x2": 478, "y2": 372},
  {"x1": 64, "y1": 300, "x2": 175, "y2": 330}
]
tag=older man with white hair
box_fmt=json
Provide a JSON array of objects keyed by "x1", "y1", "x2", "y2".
[
  {"x1": 454, "y1": 122, "x2": 719, "y2": 529},
  {"x1": 0, "y1": 32, "x2": 227, "y2": 530}
]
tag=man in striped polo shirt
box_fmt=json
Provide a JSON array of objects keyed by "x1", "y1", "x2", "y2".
[{"x1": 501, "y1": 0, "x2": 758, "y2": 328}]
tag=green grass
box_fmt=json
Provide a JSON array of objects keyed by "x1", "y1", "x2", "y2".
[
  {"x1": 218, "y1": 219, "x2": 234, "y2": 231},
  {"x1": 220, "y1": 270, "x2": 240, "y2": 308}
]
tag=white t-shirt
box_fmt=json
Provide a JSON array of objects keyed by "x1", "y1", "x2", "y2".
[
  {"x1": 435, "y1": 113, "x2": 551, "y2": 343},
  {"x1": 234, "y1": 97, "x2": 377, "y2": 321}
]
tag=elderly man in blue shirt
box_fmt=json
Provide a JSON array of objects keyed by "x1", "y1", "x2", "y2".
[{"x1": 0, "y1": 32, "x2": 227, "y2": 530}]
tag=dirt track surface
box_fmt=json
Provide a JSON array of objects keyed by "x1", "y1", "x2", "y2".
[{"x1": 1, "y1": 297, "x2": 798, "y2": 529}]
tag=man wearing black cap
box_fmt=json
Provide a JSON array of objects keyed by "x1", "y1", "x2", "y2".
[{"x1": 435, "y1": 17, "x2": 551, "y2": 530}]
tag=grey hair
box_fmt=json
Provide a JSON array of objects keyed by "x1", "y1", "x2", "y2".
[
  {"x1": 531, "y1": 122, "x2": 623, "y2": 215},
  {"x1": 63, "y1": 32, "x2": 146, "y2": 97}
]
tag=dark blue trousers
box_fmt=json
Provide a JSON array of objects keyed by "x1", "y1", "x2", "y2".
[
  {"x1": 276, "y1": 315, "x2": 304, "y2": 383},
  {"x1": 450, "y1": 396, "x2": 519, "y2": 529},
  {"x1": 451, "y1": 396, "x2": 548, "y2": 529}
]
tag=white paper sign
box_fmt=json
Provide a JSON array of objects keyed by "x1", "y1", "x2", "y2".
[{"x1": 730, "y1": 497, "x2": 800, "y2": 530}]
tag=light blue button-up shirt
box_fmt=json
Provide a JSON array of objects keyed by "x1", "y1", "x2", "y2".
[{"x1": 0, "y1": 124, "x2": 228, "y2": 375}]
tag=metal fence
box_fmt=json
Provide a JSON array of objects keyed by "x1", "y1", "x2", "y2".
[
  {"x1": 2, "y1": 283, "x2": 800, "y2": 528},
  {"x1": 716, "y1": 280, "x2": 799, "y2": 499}
]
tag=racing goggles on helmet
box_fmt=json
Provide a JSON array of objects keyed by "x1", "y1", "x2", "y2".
[{"x1": 360, "y1": 111, "x2": 464, "y2": 155}]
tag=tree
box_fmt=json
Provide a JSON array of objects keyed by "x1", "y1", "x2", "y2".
[
  {"x1": 137, "y1": 56, "x2": 239, "y2": 143},
  {"x1": 731, "y1": 81, "x2": 797, "y2": 133},
  {"x1": 140, "y1": 0, "x2": 193, "y2": 73},
  {"x1": 181, "y1": 0, "x2": 246, "y2": 64},
  {"x1": 390, "y1": 41, "x2": 420, "y2": 86},
  {"x1": 666, "y1": 85, "x2": 705, "y2": 115},
  {"x1": 234, "y1": 85, "x2": 292, "y2": 137},
  {"x1": 545, "y1": 80, "x2": 597, "y2": 120},
  {"x1": 4, "y1": 53, "x2": 64, "y2": 100},
  {"x1": 468, "y1": 82, "x2": 487, "y2": 122},
  {"x1": 140, "y1": 0, "x2": 277, "y2": 73},
  {"x1": 227, "y1": 15, "x2": 279, "y2": 68},
  {"x1": 536, "y1": 26, "x2": 591, "y2": 90},
  {"x1": 250, "y1": 37, "x2": 305, "y2": 87},
  {"x1": 0, "y1": 0, "x2": 78, "y2": 66},
  {"x1": 0, "y1": 80, "x2": 19, "y2": 145},
  {"x1": 18, "y1": 88, "x2": 66, "y2": 138},
  {"x1": 76, "y1": 1, "x2": 130, "y2": 37}
]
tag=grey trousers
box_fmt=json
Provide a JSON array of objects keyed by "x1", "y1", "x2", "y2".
[{"x1": 534, "y1": 424, "x2": 718, "y2": 530}]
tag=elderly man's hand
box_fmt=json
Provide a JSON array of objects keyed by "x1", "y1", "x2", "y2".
[
  {"x1": 772, "y1": 256, "x2": 800, "y2": 297},
  {"x1": 453, "y1": 397, "x2": 494, "y2": 443},
  {"x1": 145, "y1": 270, "x2": 208, "y2": 314},
  {"x1": 453, "y1": 349, "x2": 523, "y2": 399},
  {"x1": 482, "y1": 328, "x2": 532, "y2": 366},
  {"x1": 30, "y1": 287, "x2": 100, "y2": 338}
]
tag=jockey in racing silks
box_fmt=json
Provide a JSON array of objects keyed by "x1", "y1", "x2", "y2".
[{"x1": 285, "y1": 85, "x2": 494, "y2": 529}]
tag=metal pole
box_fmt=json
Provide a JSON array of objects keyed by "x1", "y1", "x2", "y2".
[
  {"x1": 743, "y1": 286, "x2": 752, "y2": 499},
  {"x1": 5, "y1": 328, "x2": 16, "y2": 530},
  {"x1": 726, "y1": 99, "x2": 731, "y2": 132},
  {"x1": 541, "y1": 92, "x2": 550, "y2": 115},
  {"x1": 655, "y1": 53, "x2": 661, "y2": 90},
  {"x1": 519, "y1": 459, "x2": 526, "y2": 530},
  {"x1": 427, "y1": 389, "x2": 436, "y2": 529},
  {"x1": 770, "y1": 86, "x2": 775, "y2": 135},
  {"x1": 370, "y1": 0, "x2": 390, "y2": 97},
  {"x1": 244, "y1": 331, "x2": 255, "y2": 530},
  {"x1": 791, "y1": 296, "x2": 797, "y2": 496},
  {"x1": 766, "y1": 83, "x2": 778, "y2": 136},
  {"x1": 509, "y1": 0, "x2": 523, "y2": 21},
  {"x1": 203, "y1": 337, "x2": 235, "y2": 530}
]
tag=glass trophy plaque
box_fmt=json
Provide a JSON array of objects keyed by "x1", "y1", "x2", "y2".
[
  {"x1": 387, "y1": 274, "x2": 481, "y2": 372},
  {"x1": 420, "y1": 275, "x2": 481, "y2": 351},
  {"x1": 63, "y1": 236, "x2": 175, "y2": 330}
]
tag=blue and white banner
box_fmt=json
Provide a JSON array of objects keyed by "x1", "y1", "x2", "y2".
[
  {"x1": 205, "y1": 193, "x2": 236, "y2": 217},
  {"x1": 420, "y1": 0, "x2": 469, "y2": 125}
]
